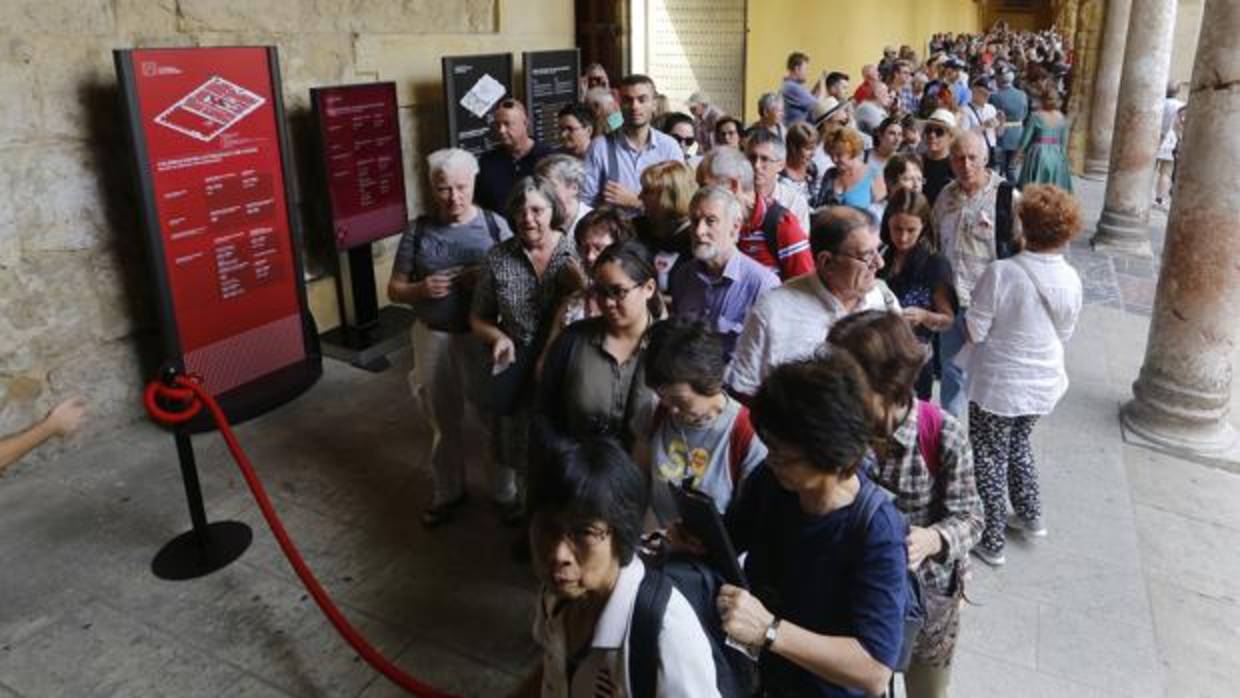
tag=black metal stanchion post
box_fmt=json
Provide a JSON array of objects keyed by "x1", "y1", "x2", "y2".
[{"x1": 151, "y1": 429, "x2": 253, "y2": 581}]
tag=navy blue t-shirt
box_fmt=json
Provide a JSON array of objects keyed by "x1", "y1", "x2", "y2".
[
  {"x1": 474, "y1": 140, "x2": 556, "y2": 213},
  {"x1": 727, "y1": 465, "x2": 908, "y2": 698}
]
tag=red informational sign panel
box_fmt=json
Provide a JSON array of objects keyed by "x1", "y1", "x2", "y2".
[
  {"x1": 312, "y1": 82, "x2": 408, "y2": 250},
  {"x1": 117, "y1": 47, "x2": 317, "y2": 404}
]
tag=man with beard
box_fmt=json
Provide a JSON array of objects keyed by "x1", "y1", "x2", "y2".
[
  {"x1": 669, "y1": 186, "x2": 779, "y2": 363},
  {"x1": 581, "y1": 74, "x2": 683, "y2": 215},
  {"x1": 726, "y1": 206, "x2": 900, "y2": 399},
  {"x1": 699, "y1": 145, "x2": 813, "y2": 281}
]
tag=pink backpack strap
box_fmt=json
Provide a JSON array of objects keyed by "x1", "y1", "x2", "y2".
[{"x1": 916, "y1": 399, "x2": 944, "y2": 478}]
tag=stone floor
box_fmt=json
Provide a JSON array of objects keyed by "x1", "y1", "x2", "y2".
[{"x1": 2, "y1": 178, "x2": 1238, "y2": 697}]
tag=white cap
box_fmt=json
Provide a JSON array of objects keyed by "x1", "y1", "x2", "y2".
[{"x1": 927, "y1": 108, "x2": 957, "y2": 129}]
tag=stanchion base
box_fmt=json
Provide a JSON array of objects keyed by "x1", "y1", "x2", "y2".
[
  {"x1": 320, "y1": 305, "x2": 413, "y2": 373},
  {"x1": 152, "y1": 520, "x2": 253, "y2": 581}
]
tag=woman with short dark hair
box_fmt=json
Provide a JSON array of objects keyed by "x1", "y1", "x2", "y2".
[
  {"x1": 525, "y1": 436, "x2": 721, "y2": 697},
  {"x1": 827, "y1": 310, "x2": 983, "y2": 698},
  {"x1": 717, "y1": 351, "x2": 908, "y2": 698},
  {"x1": 962, "y1": 184, "x2": 1083, "y2": 566},
  {"x1": 642, "y1": 318, "x2": 766, "y2": 518}
]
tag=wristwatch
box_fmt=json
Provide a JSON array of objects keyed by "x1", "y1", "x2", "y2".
[{"x1": 762, "y1": 618, "x2": 782, "y2": 653}]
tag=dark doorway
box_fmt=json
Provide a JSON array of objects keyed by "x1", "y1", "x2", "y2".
[{"x1": 575, "y1": 0, "x2": 628, "y2": 81}]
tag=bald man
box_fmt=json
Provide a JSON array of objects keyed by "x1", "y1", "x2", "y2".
[{"x1": 474, "y1": 98, "x2": 555, "y2": 212}]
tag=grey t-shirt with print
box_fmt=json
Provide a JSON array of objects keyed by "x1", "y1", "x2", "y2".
[
  {"x1": 391, "y1": 209, "x2": 512, "y2": 332},
  {"x1": 648, "y1": 396, "x2": 767, "y2": 522}
]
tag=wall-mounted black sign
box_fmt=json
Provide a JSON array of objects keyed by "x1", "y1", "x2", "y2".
[
  {"x1": 442, "y1": 53, "x2": 513, "y2": 156},
  {"x1": 523, "y1": 49, "x2": 581, "y2": 145}
]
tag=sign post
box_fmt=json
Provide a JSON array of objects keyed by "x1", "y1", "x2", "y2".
[
  {"x1": 311, "y1": 82, "x2": 413, "y2": 371},
  {"x1": 442, "y1": 53, "x2": 514, "y2": 155},
  {"x1": 115, "y1": 46, "x2": 322, "y2": 579},
  {"x1": 523, "y1": 49, "x2": 581, "y2": 144}
]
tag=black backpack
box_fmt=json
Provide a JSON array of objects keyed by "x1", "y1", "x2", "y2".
[
  {"x1": 630, "y1": 557, "x2": 758, "y2": 698},
  {"x1": 994, "y1": 181, "x2": 1017, "y2": 260},
  {"x1": 757, "y1": 199, "x2": 789, "y2": 264}
]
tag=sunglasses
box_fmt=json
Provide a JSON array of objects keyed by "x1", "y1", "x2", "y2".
[
  {"x1": 925, "y1": 126, "x2": 948, "y2": 137},
  {"x1": 672, "y1": 134, "x2": 696, "y2": 146}
]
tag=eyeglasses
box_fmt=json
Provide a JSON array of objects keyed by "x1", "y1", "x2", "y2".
[
  {"x1": 590, "y1": 283, "x2": 641, "y2": 301},
  {"x1": 925, "y1": 126, "x2": 948, "y2": 137},
  {"x1": 837, "y1": 244, "x2": 887, "y2": 268},
  {"x1": 531, "y1": 518, "x2": 612, "y2": 552},
  {"x1": 672, "y1": 134, "x2": 697, "y2": 146}
]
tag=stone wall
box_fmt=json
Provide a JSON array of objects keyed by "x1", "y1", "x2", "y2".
[{"x1": 0, "y1": 0, "x2": 573, "y2": 456}]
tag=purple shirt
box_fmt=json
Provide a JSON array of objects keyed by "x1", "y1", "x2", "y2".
[{"x1": 669, "y1": 251, "x2": 780, "y2": 361}]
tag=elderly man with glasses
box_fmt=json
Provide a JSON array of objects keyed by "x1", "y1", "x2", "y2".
[{"x1": 726, "y1": 206, "x2": 900, "y2": 400}]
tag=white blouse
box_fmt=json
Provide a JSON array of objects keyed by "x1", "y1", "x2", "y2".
[
  {"x1": 533, "y1": 558, "x2": 721, "y2": 698},
  {"x1": 963, "y1": 251, "x2": 1083, "y2": 417}
]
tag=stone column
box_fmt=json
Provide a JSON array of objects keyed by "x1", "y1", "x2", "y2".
[
  {"x1": 1082, "y1": 0, "x2": 1133, "y2": 178},
  {"x1": 1090, "y1": 0, "x2": 1176, "y2": 255},
  {"x1": 1121, "y1": 0, "x2": 1240, "y2": 464}
]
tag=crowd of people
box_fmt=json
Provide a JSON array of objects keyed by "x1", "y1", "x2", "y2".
[{"x1": 390, "y1": 24, "x2": 1086, "y2": 698}]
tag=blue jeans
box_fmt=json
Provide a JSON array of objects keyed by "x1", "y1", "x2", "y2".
[{"x1": 939, "y1": 310, "x2": 969, "y2": 418}]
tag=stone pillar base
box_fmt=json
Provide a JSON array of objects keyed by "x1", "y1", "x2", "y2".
[
  {"x1": 1082, "y1": 158, "x2": 1110, "y2": 180},
  {"x1": 1091, "y1": 208, "x2": 1153, "y2": 256},
  {"x1": 1121, "y1": 399, "x2": 1240, "y2": 469}
]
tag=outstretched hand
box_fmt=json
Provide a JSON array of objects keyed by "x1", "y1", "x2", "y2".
[{"x1": 45, "y1": 396, "x2": 87, "y2": 436}]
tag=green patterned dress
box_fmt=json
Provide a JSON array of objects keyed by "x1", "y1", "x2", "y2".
[{"x1": 1017, "y1": 112, "x2": 1073, "y2": 192}]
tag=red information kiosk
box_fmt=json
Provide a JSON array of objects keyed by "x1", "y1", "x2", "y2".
[
  {"x1": 115, "y1": 46, "x2": 321, "y2": 578},
  {"x1": 311, "y1": 82, "x2": 413, "y2": 371}
]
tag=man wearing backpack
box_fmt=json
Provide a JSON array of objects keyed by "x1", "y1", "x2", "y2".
[
  {"x1": 698, "y1": 146, "x2": 814, "y2": 281},
  {"x1": 931, "y1": 131, "x2": 1022, "y2": 418}
]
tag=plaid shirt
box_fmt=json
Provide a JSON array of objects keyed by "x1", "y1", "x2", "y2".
[{"x1": 869, "y1": 403, "x2": 983, "y2": 594}]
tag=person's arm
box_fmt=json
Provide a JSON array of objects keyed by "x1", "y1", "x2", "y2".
[
  {"x1": 580, "y1": 136, "x2": 606, "y2": 206},
  {"x1": 965, "y1": 263, "x2": 999, "y2": 344},
  {"x1": 0, "y1": 397, "x2": 87, "y2": 472},
  {"x1": 387, "y1": 271, "x2": 454, "y2": 305},
  {"x1": 903, "y1": 259, "x2": 955, "y2": 332},
  {"x1": 776, "y1": 216, "x2": 815, "y2": 279},
  {"x1": 717, "y1": 586, "x2": 893, "y2": 697},
  {"x1": 469, "y1": 260, "x2": 516, "y2": 366},
  {"x1": 722, "y1": 301, "x2": 771, "y2": 400}
]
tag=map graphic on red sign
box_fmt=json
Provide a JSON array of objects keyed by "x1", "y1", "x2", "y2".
[
  {"x1": 127, "y1": 47, "x2": 305, "y2": 396},
  {"x1": 154, "y1": 75, "x2": 266, "y2": 143}
]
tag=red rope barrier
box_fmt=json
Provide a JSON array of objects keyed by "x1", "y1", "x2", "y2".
[{"x1": 144, "y1": 374, "x2": 458, "y2": 698}]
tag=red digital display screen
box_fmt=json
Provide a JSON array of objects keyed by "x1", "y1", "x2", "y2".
[
  {"x1": 129, "y1": 47, "x2": 306, "y2": 396},
  {"x1": 313, "y1": 83, "x2": 408, "y2": 249}
]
